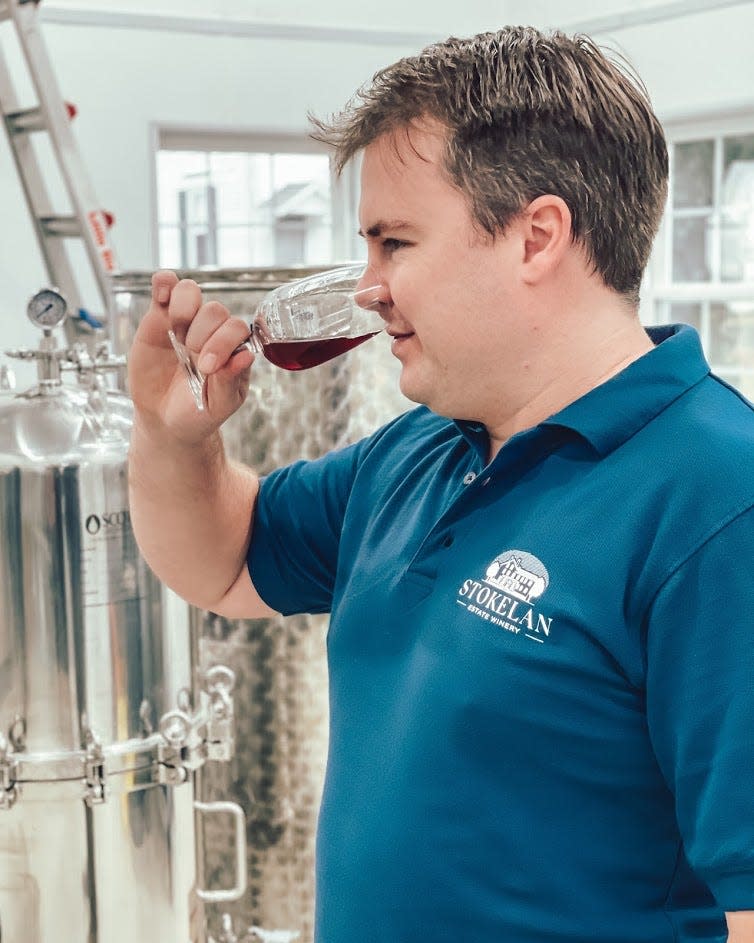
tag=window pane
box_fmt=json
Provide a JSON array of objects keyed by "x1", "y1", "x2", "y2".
[
  {"x1": 179, "y1": 183, "x2": 214, "y2": 227},
  {"x1": 248, "y1": 153, "x2": 273, "y2": 221},
  {"x1": 217, "y1": 226, "x2": 253, "y2": 267},
  {"x1": 709, "y1": 301, "x2": 754, "y2": 367},
  {"x1": 299, "y1": 218, "x2": 332, "y2": 264},
  {"x1": 210, "y1": 153, "x2": 249, "y2": 225},
  {"x1": 723, "y1": 132, "x2": 754, "y2": 170},
  {"x1": 673, "y1": 140, "x2": 714, "y2": 209},
  {"x1": 184, "y1": 224, "x2": 216, "y2": 267},
  {"x1": 720, "y1": 136, "x2": 754, "y2": 283},
  {"x1": 158, "y1": 225, "x2": 181, "y2": 268},
  {"x1": 672, "y1": 216, "x2": 711, "y2": 282},
  {"x1": 240, "y1": 224, "x2": 276, "y2": 267},
  {"x1": 157, "y1": 146, "x2": 335, "y2": 269},
  {"x1": 157, "y1": 151, "x2": 208, "y2": 223},
  {"x1": 272, "y1": 153, "x2": 329, "y2": 188},
  {"x1": 668, "y1": 302, "x2": 702, "y2": 330}
]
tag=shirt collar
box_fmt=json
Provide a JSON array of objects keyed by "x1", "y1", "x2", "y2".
[
  {"x1": 540, "y1": 324, "x2": 710, "y2": 456},
  {"x1": 454, "y1": 325, "x2": 710, "y2": 460}
]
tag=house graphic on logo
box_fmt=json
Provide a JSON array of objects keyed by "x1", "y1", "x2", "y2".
[{"x1": 484, "y1": 551, "x2": 549, "y2": 603}]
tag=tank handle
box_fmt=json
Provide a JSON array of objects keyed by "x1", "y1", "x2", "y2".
[{"x1": 194, "y1": 800, "x2": 248, "y2": 903}]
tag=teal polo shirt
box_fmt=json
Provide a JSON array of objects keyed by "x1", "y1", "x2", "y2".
[{"x1": 248, "y1": 325, "x2": 754, "y2": 943}]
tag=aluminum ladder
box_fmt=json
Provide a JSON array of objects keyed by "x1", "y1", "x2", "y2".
[{"x1": 0, "y1": 0, "x2": 117, "y2": 342}]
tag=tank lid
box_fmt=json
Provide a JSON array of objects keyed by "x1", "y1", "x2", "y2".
[{"x1": 0, "y1": 382, "x2": 132, "y2": 467}]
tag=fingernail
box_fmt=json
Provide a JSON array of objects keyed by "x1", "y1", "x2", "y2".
[
  {"x1": 198, "y1": 352, "x2": 217, "y2": 373},
  {"x1": 157, "y1": 287, "x2": 170, "y2": 304}
]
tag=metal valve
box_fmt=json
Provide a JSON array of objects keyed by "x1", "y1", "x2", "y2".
[{"x1": 6, "y1": 289, "x2": 125, "y2": 387}]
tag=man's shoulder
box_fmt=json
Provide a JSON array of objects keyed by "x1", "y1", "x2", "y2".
[
  {"x1": 655, "y1": 372, "x2": 754, "y2": 523},
  {"x1": 682, "y1": 372, "x2": 754, "y2": 459},
  {"x1": 360, "y1": 405, "x2": 459, "y2": 457}
]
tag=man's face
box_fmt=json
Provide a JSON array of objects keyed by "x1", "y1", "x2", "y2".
[{"x1": 358, "y1": 122, "x2": 523, "y2": 421}]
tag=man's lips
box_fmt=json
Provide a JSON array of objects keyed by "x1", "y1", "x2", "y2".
[{"x1": 388, "y1": 329, "x2": 415, "y2": 359}]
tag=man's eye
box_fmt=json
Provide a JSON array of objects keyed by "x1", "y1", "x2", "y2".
[{"x1": 382, "y1": 238, "x2": 408, "y2": 253}]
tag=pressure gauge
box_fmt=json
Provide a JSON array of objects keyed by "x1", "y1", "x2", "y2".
[{"x1": 27, "y1": 288, "x2": 68, "y2": 329}]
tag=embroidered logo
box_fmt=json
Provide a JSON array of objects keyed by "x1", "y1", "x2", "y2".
[{"x1": 456, "y1": 549, "x2": 553, "y2": 643}]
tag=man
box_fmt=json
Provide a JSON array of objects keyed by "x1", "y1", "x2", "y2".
[{"x1": 128, "y1": 27, "x2": 754, "y2": 943}]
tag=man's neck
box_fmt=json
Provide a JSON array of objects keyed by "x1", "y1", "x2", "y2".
[{"x1": 484, "y1": 309, "x2": 654, "y2": 462}]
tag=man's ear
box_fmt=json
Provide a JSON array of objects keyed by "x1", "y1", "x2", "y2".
[{"x1": 519, "y1": 195, "x2": 573, "y2": 285}]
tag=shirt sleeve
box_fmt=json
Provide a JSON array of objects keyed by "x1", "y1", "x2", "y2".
[
  {"x1": 246, "y1": 438, "x2": 366, "y2": 616},
  {"x1": 645, "y1": 504, "x2": 754, "y2": 910}
]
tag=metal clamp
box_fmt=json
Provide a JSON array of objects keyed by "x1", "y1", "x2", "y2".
[
  {"x1": 204, "y1": 665, "x2": 236, "y2": 762},
  {"x1": 156, "y1": 710, "x2": 192, "y2": 786},
  {"x1": 0, "y1": 676, "x2": 238, "y2": 803},
  {"x1": 84, "y1": 729, "x2": 106, "y2": 806},
  {"x1": 194, "y1": 801, "x2": 248, "y2": 903},
  {"x1": 0, "y1": 734, "x2": 18, "y2": 810}
]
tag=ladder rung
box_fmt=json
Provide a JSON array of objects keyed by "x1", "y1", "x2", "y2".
[
  {"x1": 39, "y1": 215, "x2": 82, "y2": 238},
  {"x1": 5, "y1": 105, "x2": 44, "y2": 134},
  {"x1": 0, "y1": 1, "x2": 41, "y2": 23},
  {"x1": 5, "y1": 102, "x2": 77, "y2": 135}
]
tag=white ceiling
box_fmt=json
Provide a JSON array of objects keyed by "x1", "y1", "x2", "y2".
[
  {"x1": 38, "y1": 0, "x2": 754, "y2": 41},
  {"x1": 39, "y1": 0, "x2": 504, "y2": 38}
]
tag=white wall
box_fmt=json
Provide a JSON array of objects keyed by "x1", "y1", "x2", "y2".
[
  {"x1": 504, "y1": 2, "x2": 754, "y2": 120},
  {"x1": 1, "y1": 1, "x2": 754, "y2": 366}
]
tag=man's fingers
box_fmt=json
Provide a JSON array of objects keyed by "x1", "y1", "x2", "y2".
[
  {"x1": 135, "y1": 270, "x2": 180, "y2": 348},
  {"x1": 167, "y1": 279, "x2": 203, "y2": 340},
  {"x1": 151, "y1": 269, "x2": 178, "y2": 308},
  {"x1": 205, "y1": 363, "x2": 252, "y2": 416},
  {"x1": 193, "y1": 317, "x2": 253, "y2": 374}
]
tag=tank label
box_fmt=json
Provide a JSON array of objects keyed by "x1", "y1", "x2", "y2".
[{"x1": 81, "y1": 507, "x2": 141, "y2": 607}]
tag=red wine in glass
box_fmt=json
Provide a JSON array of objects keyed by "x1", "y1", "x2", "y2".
[{"x1": 262, "y1": 331, "x2": 380, "y2": 370}]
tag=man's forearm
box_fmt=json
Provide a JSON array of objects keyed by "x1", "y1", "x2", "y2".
[
  {"x1": 128, "y1": 421, "x2": 259, "y2": 610},
  {"x1": 727, "y1": 910, "x2": 754, "y2": 942}
]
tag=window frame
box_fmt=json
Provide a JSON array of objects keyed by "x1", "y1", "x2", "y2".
[
  {"x1": 149, "y1": 124, "x2": 362, "y2": 269},
  {"x1": 645, "y1": 109, "x2": 754, "y2": 392}
]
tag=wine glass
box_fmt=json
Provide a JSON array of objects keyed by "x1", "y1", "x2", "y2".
[{"x1": 167, "y1": 262, "x2": 384, "y2": 411}]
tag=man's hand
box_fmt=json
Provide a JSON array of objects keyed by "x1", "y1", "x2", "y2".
[
  {"x1": 127, "y1": 269, "x2": 276, "y2": 617},
  {"x1": 128, "y1": 270, "x2": 255, "y2": 441}
]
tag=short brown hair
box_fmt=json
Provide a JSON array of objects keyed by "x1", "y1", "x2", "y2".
[{"x1": 311, "y1": 27, "x2": 668, "y2": 301}]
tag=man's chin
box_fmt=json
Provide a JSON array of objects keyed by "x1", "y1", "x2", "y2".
[
  {"x1": 398, "y1": 371, "x2": 425, "y2": 406},
  {"x1": 398, "y1": 372, "x2": 446, "y2": 415}
]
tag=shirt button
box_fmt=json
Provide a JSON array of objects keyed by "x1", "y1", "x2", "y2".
[{"x1": 463, "y1": 471, "x2": 477, "y2": 485}]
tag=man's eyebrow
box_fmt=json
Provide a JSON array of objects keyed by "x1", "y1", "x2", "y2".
[{"x1": 357, "y1": 220, "x2": 415, "y2": 238}]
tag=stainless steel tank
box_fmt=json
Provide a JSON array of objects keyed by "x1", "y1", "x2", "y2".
[
  {"x1": 0, "y1": 296, "x2": 246, "y2": 942},
  {"x1": 112, "y1": 268, "x2": 409, "y2": 943}
]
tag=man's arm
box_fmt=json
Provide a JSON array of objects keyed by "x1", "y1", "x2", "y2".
[
  {"x1": 727, "y1": 911, "x2": 754, "y2": 942},
  {"x1": 127, "y1": 270, "x2": 277, "y2": 619}
]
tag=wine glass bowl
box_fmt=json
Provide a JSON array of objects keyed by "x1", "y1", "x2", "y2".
[
  {"x1": 249, "y1": 262, "x2": 384, "y2": 369},
  {"x1": 167, "y1": 263, "x2": 384, "y2": 411}
]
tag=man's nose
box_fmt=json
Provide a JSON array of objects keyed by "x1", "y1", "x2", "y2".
[{"x1": 354, "y1": 264, "x2": 390, "y2": 312}]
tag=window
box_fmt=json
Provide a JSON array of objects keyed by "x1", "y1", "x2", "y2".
[
  {"x1": 650, "y1": 118, "x2": 754, "y2": 400},
  {"x1": 154, "y1": 130, "x2": 361, "y2": 270}
]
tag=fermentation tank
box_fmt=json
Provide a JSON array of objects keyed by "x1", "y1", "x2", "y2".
[
  {"x1": 111, "y1": 268, "x2": 408, "y2": 942},
  {"x1": 0, "y1": 293, "x2": 245, "y2": 942}
]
